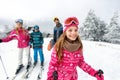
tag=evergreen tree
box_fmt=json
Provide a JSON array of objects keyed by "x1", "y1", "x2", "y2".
[
  {"x1": 96, "y1": 20, "x2": 107, "y2": 41},
  {"x1": 80, "y1": 10, "x2": 106, "y2": 41},
  {"x1": 104, "y1": 11, "x2": 120, "y2": 44}
]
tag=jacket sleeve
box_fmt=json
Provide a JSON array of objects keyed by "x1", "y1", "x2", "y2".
[
  {"x1": 2, "y1": 30, "x2": 16, "y2": 42},
  {"x1": 78, "y1": 51, "x2": 96, "y2": 77},
  {"x1": 29, "y1": 33, "x2": 33, "y2": 44},
  {"x1": 53, "y1": 28, "x2": 57, "y2": 42},
  {"x1": 58, "y1": 27, "x2": 63, "y2": 38},
  {"x1": 47, "y1": 48, "x2": 59, "y2": 80},
  {"x1": 41, "y1": 33, "x2": 44, "y2": 44}
]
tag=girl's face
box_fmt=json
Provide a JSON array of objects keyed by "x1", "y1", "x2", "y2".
[
  {"x1": 16, "y1": 23, "x2": 22, "y2": 28},
  {"x1": 66, "y1": 26, "x2": 78, "y2": 41}
]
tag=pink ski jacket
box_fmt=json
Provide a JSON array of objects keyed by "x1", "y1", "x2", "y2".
[
  {"x1": 2, "y1": 28, "x2": 30, "y2": 48},
  {"x1": 47, "y1": 48, "x2": 96, "y2": 80}
]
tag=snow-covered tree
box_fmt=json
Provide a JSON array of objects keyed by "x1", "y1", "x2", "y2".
[
  {"x1": 80, "y1": 10, "x2": 106, "y2": 41},
  {"x1": 96, "y1": 20, "x2": 107, "y2": 41},
  {"x1": 104, "y1": 11, "x2": 120, "y2": 44}
]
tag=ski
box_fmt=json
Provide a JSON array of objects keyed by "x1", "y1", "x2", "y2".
[
  {"x1": 22, "y1": 65, "x2": 36, "y2": 79},
  {"x1": 11, "y1": 66, "x2": 25, "y2": 80},
  {"x1": 37, "y1": 66, "x2": 44, "y2": 80},
  {"x1": 11, "y1": 75, "x2": 17, "y2": 80}
]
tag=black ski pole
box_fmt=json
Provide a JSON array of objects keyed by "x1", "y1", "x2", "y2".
[{"x1": 0, "y1": 56, "x2": 9, "y2": 79}]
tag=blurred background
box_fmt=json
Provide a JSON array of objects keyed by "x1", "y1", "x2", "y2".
[{"x1": 0, "y1": 0, "x2": 120, "y2": 44}]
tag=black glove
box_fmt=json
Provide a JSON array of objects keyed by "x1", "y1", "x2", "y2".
[
  {"x1": 94, "y1": 69, "x2": 104, "y2": 77},
  {"x1": 53, "y1": 71, "x2": 58, "y2": 80},
  {"x1": 0, "y1": 39, "x2": 2, "y2": 43}
]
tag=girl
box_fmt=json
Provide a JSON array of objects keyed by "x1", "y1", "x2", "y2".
[
  {"x1": 47, "y1": 17, "x2": 104, "y2": 80},
  {"x1": 0, "y1": 19, "x2": 31, "y2": 74},
  {"x1": 30, "y1": 25, "x2": 44, "y2": 66}
]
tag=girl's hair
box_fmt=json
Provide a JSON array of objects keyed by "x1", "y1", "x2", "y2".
[
  {"x1": 54, "y1": 32, "x2": 83, "y2": 62},
  {"x1": 15, "y1": 27, "x2": 26, "y2": 35}
]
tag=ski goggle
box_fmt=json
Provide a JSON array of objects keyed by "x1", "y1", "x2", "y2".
[
  {"x1": 15, "y1": 19, "x2": 23, "y2": 24},
  {"x1": 64, "y1": 17, "x2": 79, "y2": 26}
]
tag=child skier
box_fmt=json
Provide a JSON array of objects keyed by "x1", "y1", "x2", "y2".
[
  {"x1": 0, "y1": 19, "x2": 31, "y2": 74},
  {"x1": 47, "y1": 17, "x2": 63, "y2": 51},
  {"x1": 47, "y1": 17, "x2": 104, "y2": 80},
  {"x1": 30, "y1": 25, "x2": 44, "y2": 66}
]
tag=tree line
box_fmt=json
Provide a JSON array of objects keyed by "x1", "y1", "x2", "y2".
[{"x1": 79, "y1": 10, "x2": 120, "y2": 44}]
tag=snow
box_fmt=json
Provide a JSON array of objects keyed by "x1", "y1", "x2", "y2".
[{"x1": 0, "y1": 38, "x2": 120, "y2": 80}]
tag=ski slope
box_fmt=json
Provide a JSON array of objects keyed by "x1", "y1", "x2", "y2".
[{"x1": 0, "y1": 38, "x2": 120, "y2": 80}]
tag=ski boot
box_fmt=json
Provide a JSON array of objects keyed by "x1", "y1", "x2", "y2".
[
  {"x1": 26, "y1": 62, "x2": 31, "y2": 71},
  {"x1": 33, "y1": 61, "x2": 38, "y2": 66},
  {"x1": 15, "y1": 64, "x2": 24, "y2": 74},
  {"x1": 40, "y1": 61, "x2": 44, "y2": 70},
  {"x1": 41, "y1": 61, "x2": 44, "y2": 67}
]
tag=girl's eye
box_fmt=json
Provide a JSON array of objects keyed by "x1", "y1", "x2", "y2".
[
  {"x1": 75, "y1": 29, "x2": 78, "y2": 32},
  {"x1": 68, "y1": 29, "x2": 72, "y2": 32}
]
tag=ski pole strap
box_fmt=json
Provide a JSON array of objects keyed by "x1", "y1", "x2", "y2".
[{"x1": 94, "y1": 69, "x2": 104, "y2": 77}]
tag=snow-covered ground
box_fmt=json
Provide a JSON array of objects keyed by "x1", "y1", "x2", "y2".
[{"x1": 0, "y1": 38, "x2": 120, "y2": 80}]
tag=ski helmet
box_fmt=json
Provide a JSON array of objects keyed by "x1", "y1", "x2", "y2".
[{"x1": 34, "y1": 25, "x2": 39, "y2": 30}]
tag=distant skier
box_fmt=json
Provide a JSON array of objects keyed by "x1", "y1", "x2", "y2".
[
  {"x1": 29, "y1": 25, "x2": 44, "y2": 66},
  {"x1": 47, "y1": 17, "x2": 104, "y2": 80},
  {"x1": 0, "y1": 19, "x2": 31, "y2": 74},
  {"x1": 47, "y1": 17, "x2": 63, "y2": 51}
]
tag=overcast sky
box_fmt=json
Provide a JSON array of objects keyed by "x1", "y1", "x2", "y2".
[{"x1": 0, "y1": 0, "x2": 120, "y2": 23}]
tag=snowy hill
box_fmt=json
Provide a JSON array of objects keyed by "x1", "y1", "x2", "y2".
[{"x1": 0, "y1": 38, "x2": 120, "y2": 80}]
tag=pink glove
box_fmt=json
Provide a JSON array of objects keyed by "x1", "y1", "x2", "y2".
[{"x1": 94, "y1": 69, "x2": 104, "y2": 80}]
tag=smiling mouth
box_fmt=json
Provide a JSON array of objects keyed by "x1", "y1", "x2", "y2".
[
  {"x1": 70, "y1": 35, "x2": 77, "y2": 37},
  {"x1": 70, "y1": 36, "x2": 77, "y2": 39}
]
